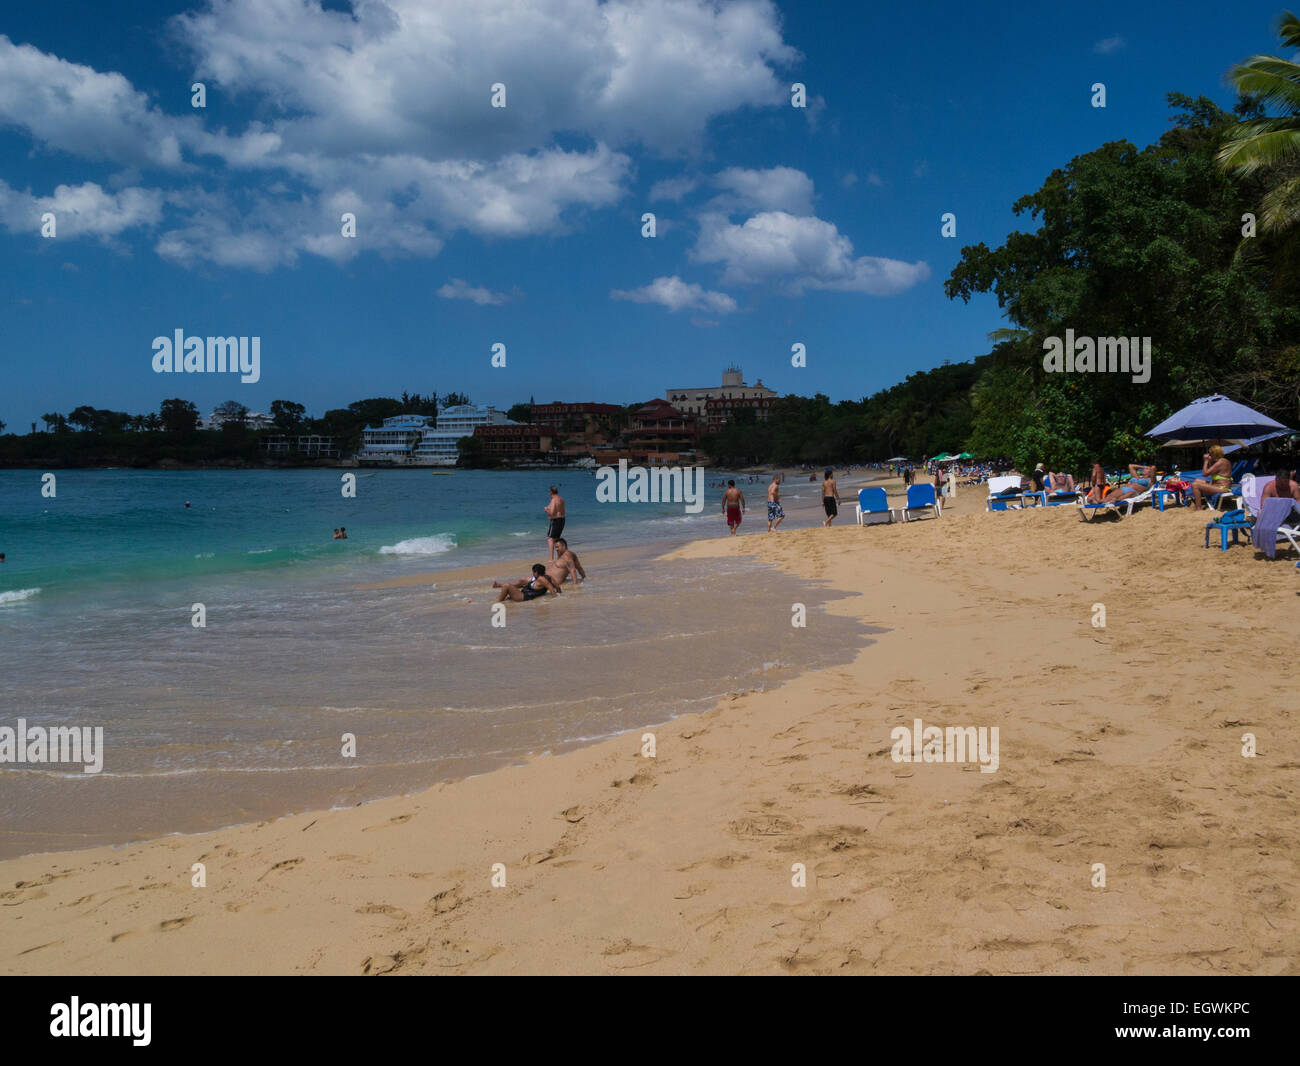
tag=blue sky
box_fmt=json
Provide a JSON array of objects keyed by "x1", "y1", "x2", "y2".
[{"x1": 0, "y1": 0, "x2": 1290, "y2": 431}]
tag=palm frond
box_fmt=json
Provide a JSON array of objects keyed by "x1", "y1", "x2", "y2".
[
  {"x1": 1226, "y1": 58, "x2": 1300, "y2": 112},
  {"x1": 1217, "y1": 120, "x2": 1300, "y2": 172},
  {"x1": 1279, "y1": 10, "x2": 1300, "y2": 50},
  {"x1": 1260, "y1": 174, "x2": 1300, "y2": 231}
]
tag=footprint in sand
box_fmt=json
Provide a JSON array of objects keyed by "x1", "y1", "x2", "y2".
[
  {"x1": 600, "y1": 938, "x2": 674, "y2": 969},
  {"x1": 362, "y1": 814, "x2": 414, "y2": 831},
  {"x1": 356, "y1": 903, "x2": 409, "y2": 921},
  {"x1": 256, "y1": 857, "x2": 304, "y2": 882},
  {"x1": 427, "y1": 884, "x2": 465, "y2": 916},
  {"x1": 159, "y1": 916, "x2": 194, "y2": 932}
]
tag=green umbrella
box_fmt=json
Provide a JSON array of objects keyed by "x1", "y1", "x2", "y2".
[{"x1": 928, "y1": 452, "x2": 950, "y2": 462}]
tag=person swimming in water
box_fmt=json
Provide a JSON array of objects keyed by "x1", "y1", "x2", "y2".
[{"x1": 494, "y1": 563, "x2": 562, "y2": 602}]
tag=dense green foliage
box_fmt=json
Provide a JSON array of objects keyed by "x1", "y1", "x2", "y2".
[
  {"x1": 943, "y1": 94, "x2": 1300, "y2": 472},
  {"x1": 705, "y1": 360, "x2": 985, "y2": 465}
]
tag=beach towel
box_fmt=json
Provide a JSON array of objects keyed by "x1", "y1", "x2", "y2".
[
  {"x1": 1251, "y1": 497, "x2": 1300, "y2": 559},
  {"x1": 1241, "y1": 475, "x2": 1274, "y2": 516}
]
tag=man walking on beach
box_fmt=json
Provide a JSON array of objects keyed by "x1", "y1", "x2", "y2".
[
  {"x1": 821, "y1": 469, "x2": 841, "y2": 526},
  {"x1": 545, "y1": 485, "x2": 565, "y2": 560},
  {"x1": 766, "y1": 474, "x2": 785, "y2": 532},
  {"x1": 722, "y1": 480, "x2": 745, "y2": 535}
]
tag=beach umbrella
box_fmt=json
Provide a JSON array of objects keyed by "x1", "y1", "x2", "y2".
[
  {"x1": 951, "y1": 451, "x2": 973, "y2": 460},
  {"x1": 884, "y1": 455, "x2": 909, "y2": 462},
  {"x1": 1146, "y1": 394, "x2": 1291, "y2": 447},
  {"x1": 928, "y1": 452, "x2": 950, "y2": 462},
  {"x1": 1224, "y1": 429, "x2": 1294, "y2": 454}
]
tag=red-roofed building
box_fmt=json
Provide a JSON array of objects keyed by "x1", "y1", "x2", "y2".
[{"x1": 622, "y1": 399, "x2": 698, "y2": 464}]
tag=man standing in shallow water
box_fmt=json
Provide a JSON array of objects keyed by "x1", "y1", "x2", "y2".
[
  {"x1": 821, "y1": 469, "x2": 841, "y2": 527},
  {"x1": 545, "y1": 485, "x2": 566, "y2": 560},
  {"x1": 766, "y1": 474, "x2": 785, "y2": 532},
  {"x1": 722, "y1": 480, "x2": 745, "y2": 535}
]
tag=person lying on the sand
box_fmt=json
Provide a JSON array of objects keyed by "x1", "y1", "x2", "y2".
[{"x1": 493, "y1": 564, "x2": 562, "y2": 602}]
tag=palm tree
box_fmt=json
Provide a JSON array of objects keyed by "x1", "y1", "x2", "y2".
[{"x1": 1218, "y1": 11, "x2": 1300, "y2": 234}]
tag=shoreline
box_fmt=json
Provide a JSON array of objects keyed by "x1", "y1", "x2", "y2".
[
  {"x1": 0, "y1": 473, "x2": 885, "y2": 863},
  {"x1": 9, "y1": 481, "x2": 1294, "y2": 974}
]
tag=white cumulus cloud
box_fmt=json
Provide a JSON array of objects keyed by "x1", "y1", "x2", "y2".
[
  {"x1": 693, "y1": 211, "x2": 929, "y2": 295},
  {"x1": 610, "y1": 274, "x2": 737, "y2": 313},
  {"x1": 438, "y1": 278, "x2": 519, "y2": 305}
]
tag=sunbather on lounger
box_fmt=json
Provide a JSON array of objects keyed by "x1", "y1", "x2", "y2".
[
  {"x1": 1127, "y1": 463, "x2": 1156, "y2": 489},
  {"x1": 1087, "y1": 481, "x2": 1147, "y2": 505},
  {"x1": 1190, "y1": 445, "x2": 1232, "y2": 510}
]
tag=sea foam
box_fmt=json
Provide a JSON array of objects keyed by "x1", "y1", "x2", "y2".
[
  {"x1": 379, "y1": 533, "x2": 457, "y2": 556},
  {"x1": 0, "y1": 587, "x2": 41, "y2": 606}
]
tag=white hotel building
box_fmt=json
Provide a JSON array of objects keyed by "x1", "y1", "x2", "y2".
[
  {"x1": 665, "y1": 366, "x2": 777, "y2": 420},
  {"x1": 357, "y1": 405, "x2": 514, "y2": 466}
]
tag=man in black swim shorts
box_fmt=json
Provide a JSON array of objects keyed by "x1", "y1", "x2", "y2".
[
  {"x1": 545, "y1": 485, "x2": 566, "y2": 560},
  {"x1": 821, "y1": 468, "x2": 841, "y2": 526}
]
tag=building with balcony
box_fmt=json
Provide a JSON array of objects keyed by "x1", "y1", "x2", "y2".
[
  {"x1": 473, "y1": 422, "x2": 552, "y2": 459},
  {"x1": 622, "y1": 398, "x2": 698, "y2": 464},
  {"x1": 665, "y1": 365, "x2": 777, "y2": 424}
]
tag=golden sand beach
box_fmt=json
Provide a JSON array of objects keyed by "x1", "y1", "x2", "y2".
[{"x1": 4, "y1": 479, "x2": 1297, "y2": 975}]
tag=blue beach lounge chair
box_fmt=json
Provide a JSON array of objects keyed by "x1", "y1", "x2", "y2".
[
  {"x1": 901, "y1": 482, "x2": 941, "y2": 521},
  {"x1": 855, "y1": 487, "x2": 895, "y2": 525}
]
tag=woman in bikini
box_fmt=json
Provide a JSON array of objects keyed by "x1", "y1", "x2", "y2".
[
  {"x1": 1190, "y1": 445, "x2": 1232, "y2": 510},
  {"x1": 1085, "y1": 460, "x2": 1109, "y2": 504},
  {"x1": 1127, "y1": 463, "x2": 1156, "y2": 489}
]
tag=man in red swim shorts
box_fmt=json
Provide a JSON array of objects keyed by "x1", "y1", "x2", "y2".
[{"x1": 721, "y1": 479, "x2": 746, "y2": 535}]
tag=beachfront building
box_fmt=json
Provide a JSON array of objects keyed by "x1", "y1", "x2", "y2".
[
  {"x1": 702, "y1": 393, "x2": 777, "y2": 432},
  {"x1": 666, "y1": 365, "x2": 778, "y2": 426},
  {"x1": 621, "y1": 398, "x2": 698, "y2": 464},
  {"x1": 260, "y1": 433, "x2": 339, "y2": 459},
  {"x1": 412, "y1": 404, "x2": 514, "y2": 466},
  {"x1": 531, "y1": 400, "x2": 626, "y2": 458},
  {"x1": 473, "y1": 422, "x2": 553, "y2": 459},
  {"x1": 357, "y1": 408, "x2": 518, "y2": 465},
  {"x1": 202, "y1": 408, "x2": 277, "y2": 431},
  {"x1": 531, "y1": 401, "x2": 624, "y2": 432},
  {"x1": 356, "y1": 414, "x2": 435, "y2": 464}
]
